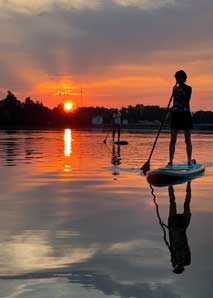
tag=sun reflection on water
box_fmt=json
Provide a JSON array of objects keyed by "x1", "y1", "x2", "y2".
[
  {"x1": 64, "y1": 129, "x2": 72, "y2": 157},
  {"x1": 64, "y1": 129, "x2": 72, "y2": 172}
]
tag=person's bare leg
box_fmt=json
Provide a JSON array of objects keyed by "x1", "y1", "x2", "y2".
[
  {"x1": 168, "y1": 185, "x2": 177, "y2": 217},
  {"x1": 169, "y1": 129, "x2": 178, "y2": 165},
  {"x1": 184, "y1": 129, "x2": 192, "y2": 165},
  {"x1": 112, "y1": 128, "x2": 116, "y2": 142},
  {"x1": 117, "y1": 127, "x2": 120, "y2": 142},
  {"x1": 184, "y1": 181, "x2": 191, "y2": 215}
]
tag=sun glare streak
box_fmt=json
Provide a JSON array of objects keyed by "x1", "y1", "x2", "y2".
[{"x1": 64, "y1": 129, "x2": 72, "y2": 157}]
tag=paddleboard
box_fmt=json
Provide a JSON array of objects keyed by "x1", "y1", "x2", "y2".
[
  {"x1": 147, "y1": 163, "x2": 205, "y2": 186},
  {"x1": 111, "y1": 140, "x2": 128, "y2": 145}
]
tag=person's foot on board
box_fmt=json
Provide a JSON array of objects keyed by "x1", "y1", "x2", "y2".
[
  {"x1": 167, "y1": 161, "x2": 173, "y2": 167},
  {"x1": 188, "y1": 161, "x2": 192, "y2": 167},
  {"x1": 188, "y1": 159, "x2": 197, "y2": 167}
]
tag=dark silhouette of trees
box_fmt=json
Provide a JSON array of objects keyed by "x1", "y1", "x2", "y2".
[
  {"x1": 0, "y1": 91, "x2": 22, "y2": 124},
  {"x1": 120, "y1": 104, "x2": 165, "y2": 123},
  {"x1": 1, "y1": 91, "x2": 213, "y2": 129},
  {"x1": 22, "y1": 97, "x2": 52, "y2": 126},
  {"x1": 0, "y1": 91, "x2": 52, "y2": 127},
  {"x1": 193, "y1": 111, "x2": 213, "y2": 124}
]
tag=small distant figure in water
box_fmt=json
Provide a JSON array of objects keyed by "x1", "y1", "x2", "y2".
[
  {"x1": 169, "y1": 70, "x2": 193, "y2": 166},
  {"x1": 112, "y1": 109, "x2": 121, "y2": 142},
  {"x1": 168, "y1": 181, "x2": 191, "y2": 274}
]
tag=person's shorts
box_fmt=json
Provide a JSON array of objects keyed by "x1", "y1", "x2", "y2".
[
  {"x1": 170, "y1": 111, "x2": 193, "y2": 130},
  {"x1": 168, "y1": 214, "x2": 191, "y2": 229},
  {"x1": 112, "y1": 124, "x2": 121, "y2": 130}
]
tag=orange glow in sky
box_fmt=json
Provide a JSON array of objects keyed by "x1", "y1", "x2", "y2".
[
  {"x1": 1, "y1": 1, "x2": 213, "y2": 111},
  {"x1": 26, "y1": 65, "x2": 213, "y2": 111}
]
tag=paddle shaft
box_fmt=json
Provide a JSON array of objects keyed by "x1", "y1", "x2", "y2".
[
  {"x1": 103, "y1": 131, "x2": 110, "y2": 143},
  {"x1": 147, "y1": 92, "x2": 174, "y2": 162}
]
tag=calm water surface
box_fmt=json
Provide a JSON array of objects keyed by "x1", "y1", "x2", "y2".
[{"x1": 0, "y1": 129, "x2": 212, "y2": 298}]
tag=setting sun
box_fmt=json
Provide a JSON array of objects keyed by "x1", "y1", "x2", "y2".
[{"x1": 64, "y1": 102, "x2": 73, "y2": 112}]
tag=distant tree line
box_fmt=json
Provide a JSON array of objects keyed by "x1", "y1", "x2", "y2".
[
  {"x1": 0, "y1": 91, "x2": 213, "y2": 128},
  {"x1": 0, "y1": 91, "x2": 52, "y2": 127}
]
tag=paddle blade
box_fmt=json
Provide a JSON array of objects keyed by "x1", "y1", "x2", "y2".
[
  {"x1": 140, "y1": 160, "x2": 150, "y2": 175},
  {"x1": 103, "y1": 139, "x2": 107, "y2": 144}
]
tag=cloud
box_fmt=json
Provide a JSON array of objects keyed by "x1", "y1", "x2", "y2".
[
  {"x1": 114, "y1": 0, "x2": 176, "y2": 10},
  {"x1": 0, "y1": 0, "x2": 213, "y2": 108},
  {"x1": 0, "y1": 0, "x2": 100, "y2": 14},
  {"x1": 0, "y1": 231, "x2": 97, "y2": 274},
  {"x1": 0, "y1": 0, "x2": 101, "y2": 15},
  {"x1": 0, "y1": 0, "x2": 178, "y2": 14}
]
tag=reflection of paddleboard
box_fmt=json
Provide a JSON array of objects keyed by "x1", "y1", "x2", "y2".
[
  {"x1": 147, "y1": 163, "x2": 205, "y2": 186},
  {"x1": 111, "y1": 140, "x2": 128, "y2": 145}
]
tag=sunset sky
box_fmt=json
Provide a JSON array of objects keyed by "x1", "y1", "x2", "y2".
[{"x1": 0, "y1": 0, "x2": 213, "y2": 110}]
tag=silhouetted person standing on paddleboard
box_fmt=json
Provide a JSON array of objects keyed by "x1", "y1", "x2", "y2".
[
  {"x1": 112, "y1": 109, "x2": 121, "y2": 142},
  {"x1": 168, "y1": 70, "x2": 193, "y2": 166}
]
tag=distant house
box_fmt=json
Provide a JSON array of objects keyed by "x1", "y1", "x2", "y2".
[{"x1": 92, "y1": 115, "x2": 103, "y2": 125}]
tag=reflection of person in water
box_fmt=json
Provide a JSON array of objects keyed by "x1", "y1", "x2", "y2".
[
  {"x1": 111, "y1": 144, "x2": 121, "y2": 178},
  {"x1": 151, "y1": 181, "x2": 192, "y2": 274},
  {"x1": 167, "y1": 181, "x2": 191, "y2": 274}
]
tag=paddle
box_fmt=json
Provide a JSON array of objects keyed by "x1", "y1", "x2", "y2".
[
  {"x1": 103, "y1": 131, "x2": 110, "y2": 144},
  {"x1": 140, "y1": 84, "x2": 177, "y2": 174}
]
